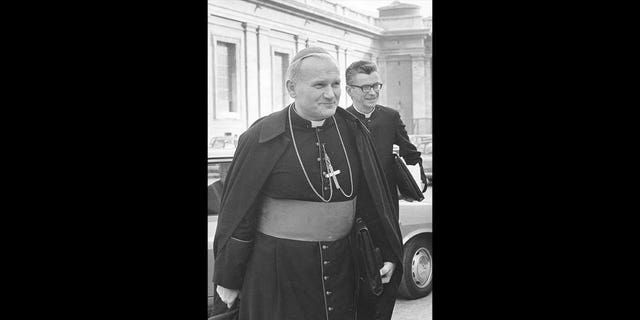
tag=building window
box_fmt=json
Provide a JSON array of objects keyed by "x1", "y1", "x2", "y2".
[
  {"x1": 216, "y1": 41, "x2": 237, "y2": 115},
  {"x1": 273, "y1": 52, "x2": 289, "y2": 110}
]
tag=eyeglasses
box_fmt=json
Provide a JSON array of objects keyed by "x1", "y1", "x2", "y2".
[{"x1": 348, "y1": 83, "x2": 383, "y2": 93}]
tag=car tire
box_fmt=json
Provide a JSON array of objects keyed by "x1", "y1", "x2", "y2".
[{"x1": 398, "y1": 235, "x2": 432, "y2": 299}]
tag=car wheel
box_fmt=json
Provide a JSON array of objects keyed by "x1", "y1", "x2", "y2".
[{"x1": 398, "y1": 235, "x2": 432, "y2": 299}]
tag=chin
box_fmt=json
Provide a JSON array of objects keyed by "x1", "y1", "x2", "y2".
[
  {"x1": 364, "y1": 101, "x2": 377, "y2": 108},
  {"x1": 317, "y1": 105, "x2": 337, "y2": 118}
]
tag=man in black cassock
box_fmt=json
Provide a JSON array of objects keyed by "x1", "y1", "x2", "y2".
[
  {"x1": 211, "y1": 47, "x2": 403, "y2": 320},
  {"x1": 345, "y1": 60, "x2": 422, "y2": 320}
]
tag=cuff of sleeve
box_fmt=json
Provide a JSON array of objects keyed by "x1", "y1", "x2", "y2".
[
  {"x1": 367, "y1": 220, "x2": 400, "y2": 265},
  {"x1": 378, "y1": 239, "x2": 399, "y2": 265},
  {"x1": 213, "y1": 237, "x2": 255, "y2": 290}
]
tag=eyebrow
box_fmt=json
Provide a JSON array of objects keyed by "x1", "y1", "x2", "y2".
[{"x1": 311, "y1": 79, "x2": 341, "y2": 85}]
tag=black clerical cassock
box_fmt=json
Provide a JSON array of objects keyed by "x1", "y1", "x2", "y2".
[{"x1": 212, "y1": 105, "x2": 402, "y2": 320}]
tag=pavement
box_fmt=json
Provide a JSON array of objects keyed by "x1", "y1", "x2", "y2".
[
  {"x1": 392, "y1": 293, "x2": 432, "y2": 320},
  {"x1": 207, "y1": 294, "x2": 432, "y2": 319}
]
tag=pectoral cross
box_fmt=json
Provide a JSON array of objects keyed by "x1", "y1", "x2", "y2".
[{"x1": 322, "y1": 145, "x2": 342, "y2": 190}]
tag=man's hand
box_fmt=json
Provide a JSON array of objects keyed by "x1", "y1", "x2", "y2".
[
  {"x1": 380, "y1": 262, "x2": 395, "y2": 284},
  {"x1": 216, "y1": 285, "x2": 240, "y2": 309}
]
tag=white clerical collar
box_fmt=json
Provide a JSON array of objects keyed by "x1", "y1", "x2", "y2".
[
  {"x1": 310, "y1": 119, "x2": 325, "y2": 128},
  {"x1": 353, "y1": 105, "x2": 375, "y2": 118},
  {"x1": 292, "y1": 104, "x2": 326, "y2": 127}
]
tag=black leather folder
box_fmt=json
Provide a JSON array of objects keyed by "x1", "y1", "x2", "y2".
[{"x1": 393, "y1": 154, "x2": 426, "y2": 202}]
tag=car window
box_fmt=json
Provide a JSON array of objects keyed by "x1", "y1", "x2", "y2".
[
  {"x1": 211, "y1": 139, "x2": 225, "y2": 149},
  {"x1": 222, "y1": 141, "x2": 235, "y2": 149},
  {"x1": 209, "y1": 137, "x2": 237, "y2": 150},
  {"x1": 207, "y1": 162, "x2": 231, "y2": 186},
  {"x1": 207, "y1": 160, "x2": 232, "y2": 216}
]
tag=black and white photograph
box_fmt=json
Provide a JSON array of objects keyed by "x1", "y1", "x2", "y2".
[
  {"x1": 18, "y1": 1, "x2": 628, "y2": 319},
  {"x1": 207, "y1": 1, "x2": 433, "y2": 319}
]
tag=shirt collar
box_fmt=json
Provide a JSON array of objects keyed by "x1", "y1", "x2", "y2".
[
  {"x1": 353, "y1": 105, "x2": 375, "y2": 118},
  {"x1": 290, "y1": 104, "x2": 334, "y2": 129}
]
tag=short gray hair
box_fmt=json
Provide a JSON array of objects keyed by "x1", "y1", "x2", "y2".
[{"x1": 286, "y1": 47, "x2": 338, "y2": 82}]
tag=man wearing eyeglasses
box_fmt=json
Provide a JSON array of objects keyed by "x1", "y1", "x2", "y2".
[{"x1": 345, "y1": 60, "x2": 422, "y2": 320}]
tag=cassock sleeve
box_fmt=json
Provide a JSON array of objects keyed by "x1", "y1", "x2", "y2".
[
  {"x1": 367, "y1": 213, "x2": 399, "y2": 265},
  {"x1": 395, "y1": 112, "x2": 422, "y2": 166},
  {"x1": 213, "y1": 206, "x2": 258, "y2": 289},
  {"x1": 356, "y1": 179, "x2": 400, "y2": 265},
  {"x1": 212, "y1": 130, "x2": 264, "y2": 290}
]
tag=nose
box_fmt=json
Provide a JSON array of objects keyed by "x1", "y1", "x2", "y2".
[{"x1": 323, "y1": 86, "x2": 340, "y2": 100}]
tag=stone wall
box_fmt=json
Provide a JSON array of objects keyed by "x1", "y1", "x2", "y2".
[{"x1": 208, "y1": 0, "x2": 432, "y2": 138}]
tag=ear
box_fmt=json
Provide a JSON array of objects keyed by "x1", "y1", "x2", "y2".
[{"x1": 286, "y1": 80, "x2": 296, "y2": 98}]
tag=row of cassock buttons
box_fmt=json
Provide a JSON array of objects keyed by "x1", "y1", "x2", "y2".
[{"x1": 322, "y1": 244, "x2": 334, "y2": 312}]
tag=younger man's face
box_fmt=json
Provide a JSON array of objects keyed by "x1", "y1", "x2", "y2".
[{"x1": 346, "y1": 71, "x2": 380, "y2": 110}]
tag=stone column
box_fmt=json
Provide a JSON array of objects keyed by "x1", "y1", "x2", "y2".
[
  {"x1": 207, "y1": 28, "x2": 215, "y2": 140},
  {"x1": 293, "y1": 35, "x2": 303, "y2": 53},
  {"x1": 411, "y1": 53, "x2": 427, "y2": 134},
  {"x1": 257, "y1": 25, "x2": 273, "y2": 117},
  {"x1": 376, "y1": 56, "x2": 388, "y2": 107},
  {"x1": 243, "y1": 22, "x2": 260, "y2": 127},
  {"x1": 333, "y1": 45, "x2": 347, "y2": 108},
  {"x1": 424, "y1": 51, "x2": 432, "y2": 134},
  {"x1": 342, "y1": 47, "x2": 351, "y2": 108}
]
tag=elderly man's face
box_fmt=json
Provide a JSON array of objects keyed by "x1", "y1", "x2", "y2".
[{"x1": 287, "y1": 56, "x2": 341, "y2": 120}]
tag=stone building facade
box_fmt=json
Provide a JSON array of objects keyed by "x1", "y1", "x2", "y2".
[{"x1": 208, "y1": 0, "x2": 432, "y2": 140}]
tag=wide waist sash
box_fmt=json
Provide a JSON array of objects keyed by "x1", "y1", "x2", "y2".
[{"x1": 257, "y1": 196, "x2": 356, "y2": 242}]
